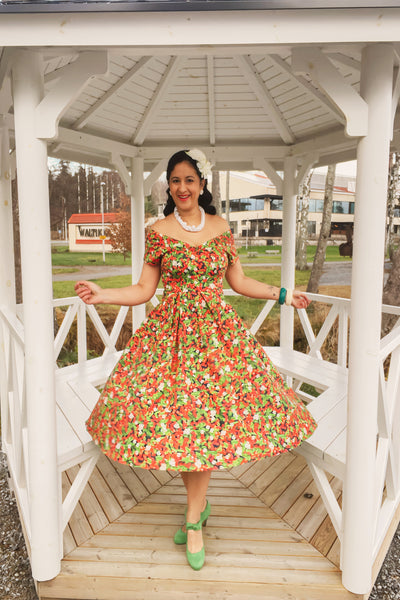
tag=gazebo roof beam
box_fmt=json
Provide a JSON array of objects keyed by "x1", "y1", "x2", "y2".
[
  {"x1": 207, "y1": 55, "x2": 216, "y2": 147},
  {"x1": 1, "y1": 10, "x2": 400, "y2": 47},
  {"x1": 131, "y1": 55, "x2": 185, "y2": 146},
  {"x1": 36, "y1": 50, "x2": 108, "y2": 140},
  {"x1": 292, "y1": 47, "x2": 368, "y2": 137},
  {"x1": 327, "y1": 52, "x2": 361, "y2": 71},
  {"x1": 72, "y1": 56, "x2": 152, "y2": 131},
  {"x1": 235, "y1": 54, "x2": 296, "y2": 145},
  {"x1": 269, "y1": 53, "x2": 346, "y2": 126}
]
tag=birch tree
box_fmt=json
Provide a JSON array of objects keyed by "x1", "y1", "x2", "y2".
[
  {"x1": 306, "y1": 164, "x2": 336, "y2": 293},
  {"x1": 212, "y1": 170, "x2": 222, "y2": 216},
  {"x1": 296, "y1": 169, "x2": 313, "y2": 270},
  {"x1": 386, "y1": 152, "x2": 400, "y2": 260}
]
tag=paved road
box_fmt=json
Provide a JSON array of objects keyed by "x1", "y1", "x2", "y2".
[{"x1": 54, "y1": 260, "x2": 356, "y2": 285}]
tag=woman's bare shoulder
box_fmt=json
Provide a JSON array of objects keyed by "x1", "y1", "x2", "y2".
[
  {"x1": 207, "y1": 214, "x2": 231, "y2": 234},
  {"x1": 147, "y1": 216, "x2": 173, "y2": 234}
]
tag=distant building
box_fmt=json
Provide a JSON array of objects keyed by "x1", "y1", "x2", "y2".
[{"x1": 68, "y1": 213, "x2": 119, "y2": 252}]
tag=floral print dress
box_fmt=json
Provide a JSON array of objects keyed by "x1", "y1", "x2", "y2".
[{"x1": 86, "y1": 227, "x2": 317, "y2": 471}]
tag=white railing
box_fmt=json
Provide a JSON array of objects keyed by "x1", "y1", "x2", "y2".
[
  {"x1": 0, "y1": 306, "x2": 31, "y2": 541},
  {"x1": 2, "y1": 291, "x2": 400, "y2": 580}
]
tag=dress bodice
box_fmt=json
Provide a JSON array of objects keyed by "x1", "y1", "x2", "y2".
[{"x1": 144, "y1": 228, "x2": 239, "y2": 298}]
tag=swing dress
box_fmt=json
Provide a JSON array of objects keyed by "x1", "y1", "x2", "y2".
[{"x1": 86, "y1": 227, "x2": 317, "y2": 471}]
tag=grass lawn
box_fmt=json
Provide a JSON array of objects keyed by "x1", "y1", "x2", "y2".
[
  {"x1": 238, "y1": 244, "x2": 351, "y2": 263},
  {"x1": 52, "y1": 243, "x2": 351, "y2": 267},
  {"x1": 52, "y1": 246, "x2": 131, "y2": 266}
]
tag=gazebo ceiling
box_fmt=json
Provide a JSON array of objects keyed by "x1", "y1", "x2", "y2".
[{"x1": 34, "y1": 44, "x2": 368, "y2": 172}]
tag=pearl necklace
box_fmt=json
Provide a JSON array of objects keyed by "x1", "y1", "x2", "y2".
[{"x1": 174, "y1": 206, "x2": 205, "y2": 232}]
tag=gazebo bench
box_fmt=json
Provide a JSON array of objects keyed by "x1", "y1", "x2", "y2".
[
  {"x1": 265, "y1": 346, "x2": 348, "y2": 480},
  {"x1": 55, "y1": 352, "x2": 121, "y2": 532}
]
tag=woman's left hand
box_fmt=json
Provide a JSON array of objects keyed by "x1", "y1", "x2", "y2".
[{"x1": 291, "y1": 290, "x2": 311, "y2": 309}]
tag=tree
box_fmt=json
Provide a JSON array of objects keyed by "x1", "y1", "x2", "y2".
[
  {"x1": 307, "y1": 164, "x2": 336, "y2": 293},
  {"x1": 108, "y1": 194, "x2": 131, "y2": 262},
  {"x1": 386, "y1": 152, "x2": 400, "y2": 260},
  {"x1": 296, "y1": 169, "x2": 313, "y2": 271},
  {"x1": 212, "y1": 171, "x2": 222, "y2": 216}
]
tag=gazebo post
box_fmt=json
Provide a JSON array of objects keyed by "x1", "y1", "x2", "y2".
[
  {"x1": 280, "y1": 156, "x2": 297, "y2": 349},
  {"x1": 342, "y1": 43, "x2": 394, "y2": 594},
  {"x1": 131, "y1": 156, "x2": 146, "y2": 331},
  {"x1": 12, "y1": 50, "x2": 60, "y2": 581},
  {"x1": 0, "y1": 117, "x2": 15, "y2": 311}
]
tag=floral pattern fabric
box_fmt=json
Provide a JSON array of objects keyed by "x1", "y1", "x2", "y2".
[{"x1": 86, "y1": 227, "x2": 317, "y2": 471}]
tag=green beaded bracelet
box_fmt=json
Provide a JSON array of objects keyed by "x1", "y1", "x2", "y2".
[{"x1": 278, "y1": 287, "x2": 287, "y2": 305}]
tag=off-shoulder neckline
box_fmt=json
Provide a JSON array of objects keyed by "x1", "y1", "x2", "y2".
[{"x1": 147, "y1": 227, "x2": 232, "y2": 249}]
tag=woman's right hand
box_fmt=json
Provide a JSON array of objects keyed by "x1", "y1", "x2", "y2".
[{"x1": 74, "y1": 280, "x2": 104, "y2": 305}]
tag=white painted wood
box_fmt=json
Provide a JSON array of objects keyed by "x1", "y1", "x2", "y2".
[
  {"x1": 12, "y1": 50, "x2": 60, "y2": 582},
  {"x1": 1, "y1": 11, "x2": 400, "y2": 48},
  {"x1": 144, "y1": 159, "x2": 168, "y2": 197},
  {"x1": 249, "y1": 300, "x2": 275, "y2": 336},
  {"x1": 0, "y1": 118, "x2": 15, "y2": 312},
  {"x1": 61, "y1": 453, "x2": 99, "y2": 531},
  {"x1": 73, "y1": 56, "x2": 152, "y2": 130},
  {"x1": 111, "y1": 152, "x2": 131, "y2": 195},
  {"x1": 292, "y1": 47, "x2": 368, "y2": 137},
  {"x1": 306, "y1": 461, "x2": 343, "y2": 541},
  {"x1": 342, "y1": 43, "x2": 394, "y2": 596},
  {"x1": 280, "y1": 156, "x2": 296, "y2": 349},
  {"x1": 131, "y1": 157, "x2": 146, "y2": 332},
  {"x1": 327, "y1": 52, "x2": 361, "y2": 72},
  {"x1": 207, "y1": 55, "x2": 216, "y2": 146},
  {"x1": 294, "y1": 153, "x2": 319, "y2": 189},
  {"x1": 269, "y1": 53, "x2": 345, "y2": 125},
  {"x1": 235, "y1": 55, "x2": 295, "y2": 144},
  {"x1": 132, "y1": 56, "x2": 185, "y2": 146},
  {"x1": 36, "y1": 51, "x2": 108, "y2": 140},
  {"x1": 252, "y1": 157, "x2": 283, "y2": 195}
]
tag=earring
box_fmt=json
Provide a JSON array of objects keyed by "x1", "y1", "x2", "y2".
[{"x1": 200, "y1": 190, "x2": 204, "y2": 196}]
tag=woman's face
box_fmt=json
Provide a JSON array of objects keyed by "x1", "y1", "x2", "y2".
[{"x1": 169, "y1": 161, "x2": 205, "y2": 212}]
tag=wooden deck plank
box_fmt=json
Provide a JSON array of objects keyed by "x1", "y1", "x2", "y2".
[
  {"x1": 271, "y1": 465, "x2": 313, "y2": 516},
  {"x1": 258, "y1": 455, "x2": 308, "y2": 507},
  {"x1": 245, "y1": 453, "x2": 297, "y2": 497},
  {"x1": 80, "y1": 533, "x2": 325, "y2": 557},
  {"x1": 96, "y1": 455, "x2": 136, "y2": 513},
  {"x1": 40, "y1": 578, "x2": 364, "y2": 600},
  {"x1": 66, "y1": 465, "x2": 109, "y2": 534},
  {"x1": 48, "y1": 443, "x2": 354, "y2": 600}
]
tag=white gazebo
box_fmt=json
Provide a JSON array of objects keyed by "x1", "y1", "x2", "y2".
[{"x1": 1, "y1": 2, "x2": 400, "y2": 598}]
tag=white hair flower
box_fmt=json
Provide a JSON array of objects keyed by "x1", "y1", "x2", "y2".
[{"x1": 186, "y1": 148, "x2": 213, "y2": 180}]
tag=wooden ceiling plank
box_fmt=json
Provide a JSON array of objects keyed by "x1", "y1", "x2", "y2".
[
  {"x1": 72, "y1": 56, "x2": 152, "y2": 130},
  {"x1": 235, "y1": 55, "x2": 295, "y2": 145},
  {"x1": 269, "y1": 54, "x2": 346, "y2": 126}
]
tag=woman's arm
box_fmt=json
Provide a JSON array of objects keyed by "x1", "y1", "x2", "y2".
[
  {"x1": 225, "y1": 258, "x2": 311, "y2": 309},
  {"x1": 75, "y1": 262, "x2": 161, "y2": 306}
]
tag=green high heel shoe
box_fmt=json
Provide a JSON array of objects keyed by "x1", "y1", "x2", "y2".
[
  {"x1": 186, "y1": 519, "x2": 205, "y2": 571},
  {"x1": 173, "y1": 500, "x2": 211, "y2": 545}
]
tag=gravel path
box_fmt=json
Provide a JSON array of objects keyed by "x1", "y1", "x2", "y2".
[{"x1": 1, "y1": 444, "x2": 399, "y2": 599}]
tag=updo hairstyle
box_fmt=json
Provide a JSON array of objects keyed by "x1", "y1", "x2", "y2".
[{"x1": 163, "y1": 150, "x2": 216, "y2": 217}]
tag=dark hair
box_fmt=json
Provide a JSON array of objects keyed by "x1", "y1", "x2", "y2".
[{"x1": 163, "y1": 150, "x2": 216, "y2": 216}]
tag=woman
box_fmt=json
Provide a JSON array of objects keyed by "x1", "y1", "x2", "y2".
[{"x1": 75, "y1": 149, "x2": 317, "y2": 572}]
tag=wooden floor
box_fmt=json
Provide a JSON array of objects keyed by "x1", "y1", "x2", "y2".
[{"x1": 38, "y1": 453, "x2": 364, "y2": 600}]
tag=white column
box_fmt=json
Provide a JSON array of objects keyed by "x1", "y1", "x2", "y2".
[
  {"x1": 12, "y1": 51, "x2": 60, "y2": 581},
  {"x1": 280, "y1": 156, "x2": 297, "y2": 349},
  {"x1": 131, "y1": 156, "x2": 146, "y2": 331},
  {"x1": 342, "y1": 44, "x2": 394, "y2": 595},
  {"x1": 0, "y1": 118, "x2": 15, "y2": 310}
]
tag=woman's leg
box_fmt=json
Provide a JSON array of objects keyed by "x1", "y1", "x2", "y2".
[{"x1": 180, "y1": 470, "x2": 211, "y2": 553}]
